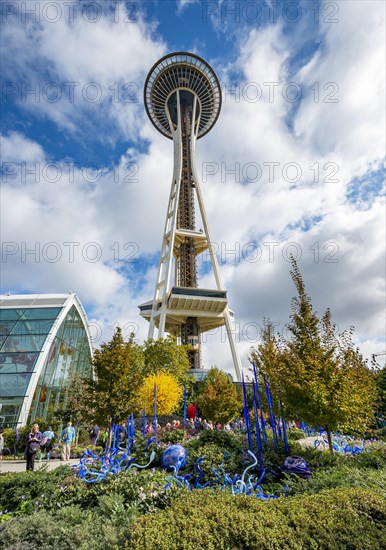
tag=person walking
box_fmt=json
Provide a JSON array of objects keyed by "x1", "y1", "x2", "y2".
[
  {"x1": 39, "y1": 425, "x2": 55, "y2": 462},
  {"x1": 61, "y1": 422, "x2": 76, "y2": 461},
  {"x1": 25, "y1": 424, "x2": 42, "y2": 471}
]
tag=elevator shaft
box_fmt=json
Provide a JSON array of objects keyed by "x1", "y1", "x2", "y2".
[{"x1": 177, "y1": 101, "x2": 200, "y2": 369}]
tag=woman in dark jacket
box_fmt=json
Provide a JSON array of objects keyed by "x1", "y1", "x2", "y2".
[{"x1": 25, "y1": 423, "x2": 42, "y2": 471}]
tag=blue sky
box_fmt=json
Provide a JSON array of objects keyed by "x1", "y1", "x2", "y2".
[{"x1": 1, "y1": 0, "x2": 385, "y2": 375}]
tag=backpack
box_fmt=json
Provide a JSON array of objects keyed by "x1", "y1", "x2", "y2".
[{"x1": 29, "y1": 442, "x2": 40, "y2": 454}]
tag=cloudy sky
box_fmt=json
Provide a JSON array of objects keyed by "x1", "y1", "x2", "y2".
[{"x1": 1, "y1": 0, "x2": 385, "y2": 377}]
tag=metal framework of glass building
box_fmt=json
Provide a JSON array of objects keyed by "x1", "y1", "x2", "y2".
[{"x1": 0, "y1": 293, "x2": 93, "y2": 428}]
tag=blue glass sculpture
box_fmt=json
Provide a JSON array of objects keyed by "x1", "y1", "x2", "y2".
[{"x1": 161, "y1": 444, "x2": 188, "y2": 472}]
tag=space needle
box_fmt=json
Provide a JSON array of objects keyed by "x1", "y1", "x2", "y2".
[{"x1": 139, "y1": 52, "x2": 242, "y2": 381}]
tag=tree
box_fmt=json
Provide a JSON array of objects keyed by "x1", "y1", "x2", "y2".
[
  {"x1": 136, "y1": 372, "x2": 183, "y2": 415},
  {"x1": 54, "y1": 374, "x2": 94, "y2": 430},
  {"x1": 375, "y1": 367, "x2": 386, "y2": 422},
  {"x1": 253, "y1": 259, "x2": 377, "y2": 452},
  {"x1": 197, "y1": 367, "x2": 242, "y2": 425},
  {"x1": 89, "y1": 327, "x2": 145, "y2": 438},
  {"x1": 143, "y1": 336, "x2": 191, "y2": 383}
]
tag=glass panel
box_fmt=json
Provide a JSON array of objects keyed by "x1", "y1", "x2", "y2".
[
  {"x1": 0, "y1": 397, "x2": 24, "y2": 427},
  {"x1": 9, "y1": 319, "x2": 56, "y2": 336},
  {"x1": 0, "y1": 352, "x2": 38, "y2": 373},
  {"x1": 19, "y1": 308, "x2": 61, "y2": 320},
  {"x1": 0, "y1": 309, "x2": 24, "y2": 321},
  {"x1": 60, "y1": 305, "x2": 76, "y2": 344},
  {"x1": 27, "y1": 308, "x2": 92, "y2": 425},
  {"x1": 1, "y1": 334, "x2": 47, "y2": 352},
  {"x1": 0, "y1": 372, "x2": 33, "y2": 397},
  {"x1": 0, "y1": 320, "x2": 18, "y2": 339}
]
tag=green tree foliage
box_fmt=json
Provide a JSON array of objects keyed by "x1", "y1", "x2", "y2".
[
  {"x1": 197, "y1": 367, "x2": 242, "y2": 425},
  {"x1": 54, "y1": 374, "x2": 94, "y2": 429},
  {"x1": 88, "y1": 328, "x2": 145, "y2": 432},
  {"x1": 67, "y1": 332, "x2": 191, "y2": 435},
  {"x1": 375, "y1": 368, "x2": 386, "y2": 419},
  {"x1": 251, "y1": 259, "x2": 377, "y2": 452},
  {"x1": 142, "y1": 336, "x2": 191, "y2": 383}
]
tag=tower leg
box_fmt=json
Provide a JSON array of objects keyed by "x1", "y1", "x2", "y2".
[{"x1": 224, "y1": 309, "x2": 242, "y2": 382}]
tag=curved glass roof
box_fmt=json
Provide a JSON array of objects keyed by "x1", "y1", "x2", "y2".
[{"x1": 0, "y1": 294, "x2": 93, "y2": 427}]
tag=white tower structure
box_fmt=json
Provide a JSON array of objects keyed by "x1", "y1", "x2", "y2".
[{"x1": 139, "y1": 52, "x2": 242, "y2": 381}]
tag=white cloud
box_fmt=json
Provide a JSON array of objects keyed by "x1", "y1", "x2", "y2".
[
  {"x1": 1, "y1": 1, "x2": 166, "y2": 141},
  {"x1": 1, "y1": 0, "x2": 385, "y2": 379},
  {"x1": 176, "y1": 0, "x2": 200, "y2": 15},
  {"x1": 1, "y1": 132, "x2": 45, "y2": 164}
]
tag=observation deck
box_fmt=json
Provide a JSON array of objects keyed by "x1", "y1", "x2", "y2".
[
  {"x1": 144, "y1": 52, "x2": 222, "y2": 139},
  {"x1": 139, "y1": 286, "x2": 228, "y2": 334}
]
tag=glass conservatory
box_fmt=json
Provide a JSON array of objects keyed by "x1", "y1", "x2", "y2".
[{"x1": 0, "y1": 293, "x2": 93, "y2": 427}]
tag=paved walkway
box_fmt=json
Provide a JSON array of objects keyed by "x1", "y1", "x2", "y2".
[{"x1": 0, "y1": 459, "x2": 80, "y2": 473}]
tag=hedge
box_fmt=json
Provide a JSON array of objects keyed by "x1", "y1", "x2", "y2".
[{"x1": 125, "y1": 487, "x2": 386, "y2": 550}]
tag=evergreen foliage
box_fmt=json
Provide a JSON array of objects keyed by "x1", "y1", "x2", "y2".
[
  {"x1": 125, "y1": 487, "x2": 386, "y2": 550},
  {"x1": 251, "y1": 259, "x2": 377, "y2": 452},
  {"x1": 143, "y1": 336, "x2": 191, "y2": 383},
  {"x1": 196, "y1": 367, "x2": 242, "y2": 425},
  {"x1": 88, "y1": 327, "x2": 145, "y2": 430}
]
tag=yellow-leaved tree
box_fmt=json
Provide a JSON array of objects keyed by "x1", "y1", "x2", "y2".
[{"x1": 137, "y1": 372, "x2": 183, "y2": 415}]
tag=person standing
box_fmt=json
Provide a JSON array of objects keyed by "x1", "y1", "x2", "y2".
[
  {"x1": 25, "y1": 424, "x2": 42, "y2": 471},
  {"x1": 61, "y1": 422, "x2": 76, "y2": 461},
  {"x1": 99, "y1": 428, "x2": 108, "y2": 450},
  {"x1": 0, "y1": 428, "x2": 4, "y2": 461},
  {"x1": 89, "y1": 424, "x2": 100, "y2": 446}
]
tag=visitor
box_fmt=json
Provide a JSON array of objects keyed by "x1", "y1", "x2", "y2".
[
  {"x1": 202, "y1": 419, "x2": 210, "y2": 431},
  {"x1": 25, "y1": 424, "x2": 42, "y2": 471},
  {"x1": 117, "y1": 425, "x2": 127, "y2": 447},
  {"x1": 99, "y1": 428, "x2": 108, "y2": 449},
  {"x1": 195, "y1": 418, "x2": 203, "y2": 431},
  {"x1": 0, "y1": 428, "x2": 4, "y2": 461},
  {"x1": 89, "y1": 424, "x2": 100, "y2": 446},
  {"x1": 39, "y1": 425, "x2": 55, "y2": 462},
  {"x1": 61, "y1": 422, "x2": 76, "y2": 461}
]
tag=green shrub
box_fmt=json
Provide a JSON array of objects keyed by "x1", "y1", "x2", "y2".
[
  {"x1": 160, "y1": 428, "x2": 186, "y2": 445},
  {"x1": 0, "y1": 466, "x2": 73, "y2": 517},
  {"x1": 0, "y1": 465, "x2": 180, "y2": 519},
  {"x1": 69, "y1": 444, "x2": 103, "y2": 458},
  {"x1": 184, "y1": 430, "x2": 245, "y2": 483},
  {"x1": 284, "y1": 464, "x2": 386, "y2": 498},
  {"x1": 287, "y1": 428, "x2": 305, "y2": 440},
  {"x1": 125, "y1": 487, "x2": 386, "y2": 550},
  {"x1": 0, "y1": 505, "x2": 138, "y2": 549}
]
